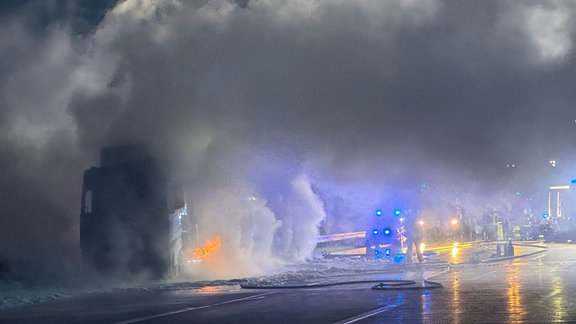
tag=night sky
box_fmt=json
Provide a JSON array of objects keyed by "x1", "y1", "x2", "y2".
[{"x1": 1, "y1": 0, "x2": 575, "y2": 276}]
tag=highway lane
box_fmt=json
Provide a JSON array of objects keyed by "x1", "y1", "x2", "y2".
[{"x1": 2, "y1": 242, "x2": 576, "y2": 323}]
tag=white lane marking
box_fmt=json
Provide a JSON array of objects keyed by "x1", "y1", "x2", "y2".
[
  {"x1": 113, "y1": 291, "x2": 278, "y2": 324},
  {"x1": 334, "y1": 305, "x2": 399, "y2": 324}
]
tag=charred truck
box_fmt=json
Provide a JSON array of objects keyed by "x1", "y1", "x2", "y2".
[{"x1": 80, "y1": 145, "x2": 187, "y2": 279}]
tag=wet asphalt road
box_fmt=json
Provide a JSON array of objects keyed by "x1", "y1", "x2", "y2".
[{"x1": 2, "y1": 242, "x2": 576, "y2": 323}]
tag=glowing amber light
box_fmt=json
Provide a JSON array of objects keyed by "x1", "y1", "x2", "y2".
[
  {"x1": 452, "y1": 242, "x2": 459, "y2": 258},
  {"x1": 193, "y1": 236, "x2": 221, "y2": 259}
]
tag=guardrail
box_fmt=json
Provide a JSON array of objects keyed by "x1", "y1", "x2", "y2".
[{"x1": 315, "y1": 231, "x2": 366, "y2": 243}]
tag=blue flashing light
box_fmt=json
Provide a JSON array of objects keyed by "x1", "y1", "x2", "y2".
[
  {"x1": 372, "y1": 229, "x2": 379, "y2": 235},
  {"x1": 572, "y1": 179, "x2": 576, "y2": 184},
  {"x1": 375, "y1": 209, "x2": 383, "y2": 216},
  {"x1": 394, "y1": 209, "x2": 402, "y2": 216},
  {"x1": 543, "y1": 213, "x2": 549, "y2": 219},
  {"x1": 383, "y1": 228, "x2": 392, "y2": 236},
  {"x1": 385, "y1": 249, "x2": 391, "y2": 259}
]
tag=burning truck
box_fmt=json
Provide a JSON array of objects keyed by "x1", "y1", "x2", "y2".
[{"x1": 79, "y1": 145, "x2": 219, "y2": 280}]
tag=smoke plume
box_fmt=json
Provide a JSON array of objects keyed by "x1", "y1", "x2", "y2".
[{"x1": 1, "y1": 0, "x2": 576, "y2": 279}]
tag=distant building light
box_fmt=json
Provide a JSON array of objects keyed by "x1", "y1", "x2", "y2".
[{"x1": 550, "y1": 185, "x2": 570, "y2": 190}]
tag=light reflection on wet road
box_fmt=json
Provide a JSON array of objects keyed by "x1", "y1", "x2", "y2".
[{"x1": 2, "y1": 243, "x2": 576, "y2": 323}]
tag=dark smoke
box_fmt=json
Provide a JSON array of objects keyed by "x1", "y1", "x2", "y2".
[{"x1": 1, "y1": 0, "x2": 576, "y2": 280}]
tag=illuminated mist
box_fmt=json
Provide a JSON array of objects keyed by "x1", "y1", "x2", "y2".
[{"x1": 1, "y1": 0, "x2": 576, "y2": 283}]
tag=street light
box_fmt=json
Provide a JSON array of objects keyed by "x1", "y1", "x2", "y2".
[{"x1": 451, "y1": 218, "x2": 463, "y2": 242}]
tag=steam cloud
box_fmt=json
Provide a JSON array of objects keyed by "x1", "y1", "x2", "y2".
[{"x1": 1, "y1": 0, "x2": 576, "y2": 279}]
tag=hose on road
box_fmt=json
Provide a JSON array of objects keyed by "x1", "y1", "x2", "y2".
[
  {"x1": 241, "y1": 277, "x2": 443, "y2": 290},
  {"x1": 372, "y1": 278, "x2": 443, "y2": 290},
  {"x1": 242, "y1": 242, "x2": 546, "y2": 291}
]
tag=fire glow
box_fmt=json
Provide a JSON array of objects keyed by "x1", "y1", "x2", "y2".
[{"x1": 194, "y1": 236, "x2": 221, "y2": 259}]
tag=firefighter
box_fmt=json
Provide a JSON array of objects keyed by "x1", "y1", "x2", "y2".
[{"x1": 406, "y1": 218, "x2": 424, "y2": 263}]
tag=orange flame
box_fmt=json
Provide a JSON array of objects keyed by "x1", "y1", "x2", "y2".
[{"x1": 193, "y1": 236, "x2": 221, "y2": 259}]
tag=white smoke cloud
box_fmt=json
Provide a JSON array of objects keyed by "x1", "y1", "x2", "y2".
[
  {"x1": 180, "y1": 138, "x2": 326, "y2": 278},
  {"x1": 2, "y1": 0, "x2": 576, "y2": 280},
  {"x1": 271, "y1": 174, "x2": 326, "y2": 261},
  {"x1": 185, "y1": 182, "x2": 283, "y2": 279},
  {"x1": 521, "y1": 4, "x2": 573, "y2": 64}
]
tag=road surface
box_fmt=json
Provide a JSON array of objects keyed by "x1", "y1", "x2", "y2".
[{"x1": 2, "y1": 242, "x2": 576, "y2": 323}]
